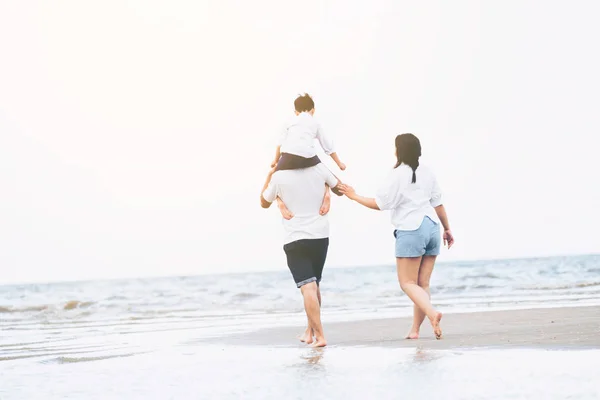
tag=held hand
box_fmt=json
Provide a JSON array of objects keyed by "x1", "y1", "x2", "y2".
[
  {"x1": 443, "y1": 230, "x2": 455, "y2": 249},
  {"x1": 337, "y1": 183, "x2": 356, "y2": 198}
]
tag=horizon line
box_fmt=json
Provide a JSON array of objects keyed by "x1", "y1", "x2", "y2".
[{"x1": 1, "y1": 252, "x2": 598, "y2": 288}]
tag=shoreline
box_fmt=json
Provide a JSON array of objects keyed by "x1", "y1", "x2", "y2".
[{"x1": 204, "y1": 306, "x2": 600, "y2": 349}]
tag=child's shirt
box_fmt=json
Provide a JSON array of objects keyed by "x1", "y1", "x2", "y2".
[{"x1": 278, "y1": 112, "x2": 335, "y2": 158}]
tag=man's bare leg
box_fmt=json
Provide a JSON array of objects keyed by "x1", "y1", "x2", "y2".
[
  {"x1": 397, "y1": 257, "x2": 443, "y2": 339},
  {"x1": 317, "y1": 284, "x2": 322, "y2": 306},
  {"x1": 299, "y1": 284, "x2": 322, "y2": 344},
  {"x1": 300, "y1": 282, "x2": 327, "y2": 347},
  {"x1": 406, "y1": 256, "x2": 436, "y2": 339}
]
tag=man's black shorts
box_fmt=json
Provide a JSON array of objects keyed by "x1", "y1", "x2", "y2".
[{"x1": 283, "y1": 238, "x2": 329, "y2": 288}]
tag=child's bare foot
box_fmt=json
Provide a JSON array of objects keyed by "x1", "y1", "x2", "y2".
[
  {"x1": 319, "y1": 194, "x2": 331, "y2": 215},
  {"x1": 276, "y1": 198, "x2": 293, "y2": 220}
]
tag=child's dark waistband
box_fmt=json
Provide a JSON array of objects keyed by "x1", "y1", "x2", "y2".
[{"x1": 275, "y1": 153, "x2": 321, "y2": 171}]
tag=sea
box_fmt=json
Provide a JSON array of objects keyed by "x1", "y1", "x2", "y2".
[{"x1": 1, "y1": 254, "x2": 600, "y2": 399}]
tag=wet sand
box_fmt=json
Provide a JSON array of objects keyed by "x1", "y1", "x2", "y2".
[{"x1": 208, "y1": 306, "x2": 600, "y2": 349}]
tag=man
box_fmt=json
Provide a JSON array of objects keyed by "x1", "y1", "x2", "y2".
[{"x1": 261, "y1": 163, "x2": 341, "y2": 348}]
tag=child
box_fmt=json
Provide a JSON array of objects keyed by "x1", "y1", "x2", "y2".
[
  {"x1": 271, "y1": 93, "x2": 346, "y2": 172},
  {"x1": 265, "y1": 93, "x2": 345, "y2": 219}
]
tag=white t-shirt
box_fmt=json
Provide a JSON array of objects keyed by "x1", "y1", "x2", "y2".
[
  {"x1": 375, "y1": 164, "x2": 443, "y2": 231},
  {"x1": 262, "y1": 164, "x2": 339, "y2": 244},
  {"x1": 278, "y1": 112, "x2": 335, "y2": 158}
]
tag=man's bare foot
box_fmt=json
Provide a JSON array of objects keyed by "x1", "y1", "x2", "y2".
[
  {"x1": 405, "y1": 330, "x2": 419, "y2": 340},
  {"x1": 431, "y1": 312, "x2": 443, "y2": 339},
  {"x1": 309, "y1": 338, "x2": 327, "y2": 348},
  {"x1": 299, "y1": 328, "x2": 314, "y2": 344},
  {"x1": 276, "y1": 198, "x2": 293, "y2": 220},
  {"x1": 319, "y1": 194, "x2": 331, "y2": 215}
]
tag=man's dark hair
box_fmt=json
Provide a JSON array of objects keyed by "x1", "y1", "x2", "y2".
[{"x1": 294, "y1": 93, "x2": 315, "y2": 113}]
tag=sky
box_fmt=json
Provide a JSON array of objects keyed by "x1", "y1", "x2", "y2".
[{"x1": 1, "y1": 0, "x2": 599, "y2": 284}]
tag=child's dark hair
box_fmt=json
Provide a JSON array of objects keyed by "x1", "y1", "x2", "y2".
[
  {"x1": 394, "y1": 133, "x2": 422, "y2": 183},
  {"x1": 294, "y1": 93, "x2": 315, "y2": 113}
]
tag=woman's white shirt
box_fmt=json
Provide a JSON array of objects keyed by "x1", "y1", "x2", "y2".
[{"x1": 374, "y1": 164, "x2": 443, "y2": 231}]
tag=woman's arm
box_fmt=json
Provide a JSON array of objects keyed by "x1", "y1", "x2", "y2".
[
  {"x1": 434, "y1": 205, "x2": 450, "y2": 231},
  {"x1": 339, "y1": 184, "x2": 380, "y2": 210},
  {"x1": 434, "y1": 205, "x2": 455, "y2": 249}
]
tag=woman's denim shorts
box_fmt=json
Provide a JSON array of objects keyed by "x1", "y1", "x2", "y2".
[{"x1": 394, "y1": 216, "x2": 441, "y2": 258}]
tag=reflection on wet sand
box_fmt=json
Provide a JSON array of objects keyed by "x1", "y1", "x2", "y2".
[
  {"x1": 301, "y1": 348, "x2": 324, "y2": 365},
  {"x1": 410, "y1": 347, "x2": 445, "y2": 364}
]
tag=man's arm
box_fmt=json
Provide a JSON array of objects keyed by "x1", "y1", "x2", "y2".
[
  {"x1": 260, "y1": 172, "x2": 275, "y2": 209},
  {"x1": 261, "y1": 195, "x2": 272, "y2": 209},
  {"x1": 330, "y1": 181, "x2": 343, "y2": 196},
  {"x1": 271, "y1": 145, "x2": 281, "y2": 168}
]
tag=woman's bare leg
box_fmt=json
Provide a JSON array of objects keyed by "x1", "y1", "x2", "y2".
[
  {"x1": 406, "y1": 256, "x2": 437, "y2": 339},
  {"x1": 397, "y1": 257, "x2": 443, "y2": 339}
]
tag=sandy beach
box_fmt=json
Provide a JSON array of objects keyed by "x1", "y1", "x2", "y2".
[
  {"x1": 207, "y1": 306, "x2": 600, "y2": 349},
  {"x1": 3, "y1": 269, "x2": 600, "y2": 399}
]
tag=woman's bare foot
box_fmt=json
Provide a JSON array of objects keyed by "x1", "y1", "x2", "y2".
[
  {"x1": 299, "y1": 328, "x2": 314, "y2": 344},
  {"x1": 310, "y1": 337, "x2": 327, "y2": 348},
  {"x1": 405, "y1": 330, "x2": 419, "y2": 340},
  {"x1": 430, "y1": 312, "x2": 443, "y2": 339}
]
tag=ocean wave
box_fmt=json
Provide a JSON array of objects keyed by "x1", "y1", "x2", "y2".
[
  {"x1": 0, "y1": 301, "x2": 95, "y2": 314},
  {"x1": 462, "y1": 273, "x2": 505, "y2": 280},
  {"x1": 0, "y1": 305, "x2": 49, "y2": 313},
  {"x1": 46, "y1": 353, "x2": 138, "y2": 364},
  {"x1": 437, "y1": 284, "x2": 498, "y2": 292},
  {"x1": 522, "y1": 282, "x2": 600, "y2": 291},
  {"x1": 233, "y1": 292, "x2": 261, "y2": 300}
]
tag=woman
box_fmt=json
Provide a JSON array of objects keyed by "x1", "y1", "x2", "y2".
[{"x1": 339, "y1": 133, "x2": 454, "y2": 339}]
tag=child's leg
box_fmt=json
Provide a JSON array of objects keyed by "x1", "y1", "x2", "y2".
[
  {"x1": 262, "y1": 166, "x2": 294, "y2": 220},
  {"x1": 319, "y1": 185, "x2": 331, "y2": 215},
  {"x1": 276, "y1": 197, "x2": 294, "y2": 220}
]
